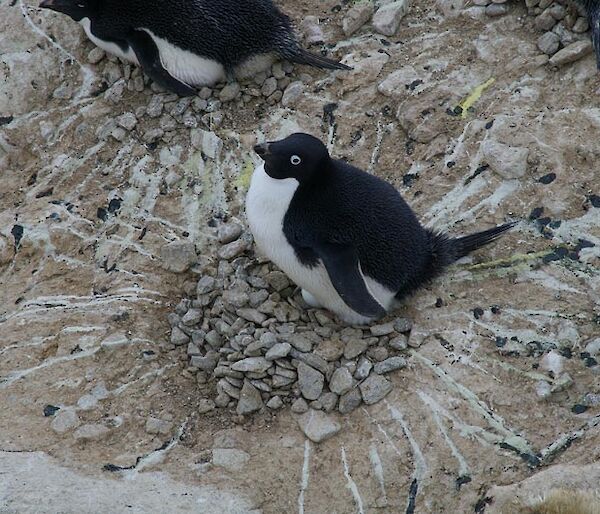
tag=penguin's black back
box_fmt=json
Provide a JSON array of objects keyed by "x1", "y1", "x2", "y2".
[
  {"x1": 283, "y1": 160, "x2": 434, "y2": 296},
  {"x1": 91, "y1": 0, "x2": 299, "y2": 68}
]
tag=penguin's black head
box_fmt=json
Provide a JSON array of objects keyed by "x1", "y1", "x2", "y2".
[
  {"x1": 254, "y1": 133, "x2": 330, "y2": 183},
  {"x1": 39, "y1": 0, "x2": 97, "y2": 21}
]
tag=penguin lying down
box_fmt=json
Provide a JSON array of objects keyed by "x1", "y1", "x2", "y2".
[
  {"x1": 39, "y1": 0, "x2": 350, "y2": 96},
  {"x1": 246, "y1": 133, "x2": 516, "y2": 325}
]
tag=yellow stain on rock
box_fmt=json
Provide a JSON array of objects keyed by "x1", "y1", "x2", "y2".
[{"x1": 458, "y1": 78, "x2": 495, "y2": 118}]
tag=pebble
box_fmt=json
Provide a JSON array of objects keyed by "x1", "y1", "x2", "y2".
[
  {"x1": 370, "y1": 322, "x2": 395, "y2": 336},
  {"x1": 354, "y1": 357, "x2": 373, "y2": 380},
  {"x1": 265, "y1": 271, "x2": 290, "y2": 291},
  {"x1": 182, "y1": 309, "x2": 203, "y2": 326},
  {"x1": 343, "y1": 2, "x2": 374, "y2": 36},
  {"x1": 171, "y1": 326, "x2": 190, "y2": 346},
  {"x1": 394, "y1": 318, "x2": 413, "y2": 333},
  {"x1": 291, "y1": 397, "x2": 309, "y2": 413},
  {"x1": 190, "y1": 352, "x2": 219, "y2": 372},
  {"x1": 74, "y1": 424, "x2": 110, "y2": 441},
  {"x1": 218, "y1": 238, "x2": 250, "y2": 260},
  {"x1": 320, "y1": 392, "x2": 338, "y2": 413},
  {"x1": 266, "y1": 396, "x2": 284, "y2": 409},
  {"x1": 329, "y1": 367, "x2": 354, "y2": 395},
  {"x1": 237, "y1": 308, "x2": 267, "y2": 324},
  {"x1": 231, "y1": 357, "x2": 271, "y2": 373},
  {"x1": 116, "y1": 112, "x2": 137, "y2": 131},
  {"x1": 50, "y1": 408, "x2": 80, "y2": 433},
  {"x1": 314, "y1": 339, "x2": 344, "y2": 361},
  {"x1": 219, "y1": 83, "x2": 240, "y2": 102},
  {"x1": 344, "y1": 339, "x2": 369, "y2": 359},
  {"x1": 359, "y1": 374, "x2": 393, "y2": 405},
  {"x1": 287, "y1": 333, "x2": 313, "y2": 352},
  {"x1": 236, "y1": 380, "x2": 264, "y2": 415},
  {"x1": 485, "y1": 3, "x2": 508, "y2": 15},
  {"x1": 160, "y1": 241, "x2": 197, "y2": 273},
  {"x1": 549, "y1": 40, "x2": 593, "y2": 65},
  {"x1": 87, "y1": 47, "x2": 105, "y2": 64},
  {"x1": 389, "y1": 335, "x2": 408, "y2": 350},
  {"x1": 585, "y1": 338, "x2": 600, "y2": 356},
  {"x1": 197, "y1": 276, "x2": 216, "y2": 294},
  {"x1": 372, "y1": 0, "x2": 410, "y2": 36},
  {"x1": 297, "y1": 362, "x2": 325, "y2": 400},
  {"x1": 537, "y1": 32, "x2": 560, "y2": 55},
  {"x1": 374, "y1": 356, "x2": 407, "y2": 374},
  {"x1": 198, "y1": 399, "x2": 216, "y2": 414},
  {"x1": 296, "y1": 409, "x2": 341, "y2": 443},
  {"x1": 540, "y1": 350, "x2": 564, "y2": 375},
  {"x1": 218, "y1": 223, "x2": 243, "y2": 244},
  {"x1": 265, "y1": 342, "x2": 292, "y2": 360},
  {"x1": 338, "y1": 387, "x2": 362, "y2": 414},
  {"x1": 281, "y1": 81, "x2": 305, "y2": 107}
]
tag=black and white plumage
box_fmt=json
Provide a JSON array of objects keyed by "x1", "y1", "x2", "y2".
[
  {"x1": 579, "y1": 0, "x2": 600, "y2": 69},
  {"x1": 246, "y1": 133, "x2": 515, "y2": 325},
  {"x1": 39, "y1": 0, "x2": 350, "y2": 95}
]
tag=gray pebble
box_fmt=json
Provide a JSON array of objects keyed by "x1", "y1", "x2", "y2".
[
  {"x1": 296, "y1": 409, "x2": 341, "y2": 443},
  {"x1": 218, "y1": 223, "x2": 243, "y2": 244},
  {"x1": 320, "y1": 392, "x2": 338, "y2": 413},
  {"x1": 329, "y1": 367, "x2": 353, "y2": 395},
  {"x1": 219, "y1": 82, "x2": 241, "y2": 102},
  {"x1": 297, "y1": 362, "x2": 324, "y2": 400},
  {"x1": 370, "y1": 322, "x2": 395, "y2": 337},
  {"x1": 359, "y1": 374, "x2": 393, "y2": 405},
  {"x1": 191, "y1": 352, "x2": 219, "y2": 372},
  {"x1": 116, "y1": 112, "x2": 137, "y2": 131},
  {"x1": 343, "y1": 2, "x2": 374, "y2": 36},
  {"x1": 485, "y1": 3, "x2": 508, "y2": 15},
  {"x1": 265, "y1": 342, "x2": 292, "y2": 360},
  {"x1": 266, "y1": 396, "x2": 284, "y2": 409},
  {"x1": 218, "y1": 238, "x2": 250, "y2": 260},
  {"x1": 354, "y1": 357, "x2": 373, "y2": 380},
  {"x1": 281, "y1": 81, "x2": 305, "y2": 107},
  {"x1": 372, "y1": 0, "x2": 409, "y2": 36},
  {"x1": 231, "y1": 357, "x2": 270, "y2": 373},
  {"x1": 261, "y1": 77, "x2": 278, "y2": 97},
  {"x1": 87, "y1": 47, "x2": 105, "y2": 64},
  {"x1": 236, "y1": 380, "x2": 264, "y2": 414},
  {"x1": 373, "y1": 356, "x2": 407, "y2": 374},
  {"x1": 171, "y1": 326, "x2": 190, "y2": 346},
  {"x1": 145, "y1": 417, "x2": 173, "y2": 435},
  {"x1": 198, "y1": 399, "x2": 215, "y2": 414},
  {"x1": 237, "y1": 308, "x2": 267, "y2": 324},
  {"x1": 74, "y1": 424, "x2": 110, "y2": 441},
  {"x1": 291, "y1": 397, "x2": 309, "y2": 413},
  {"x1": 344, "y1": 339, "x2": 369, "y2": 359},
  {"x1": 51, "y1": 409, "x2": 80, "y2": 433},
  {"x1": 338, "y1": 387, "x2": 362, "y2": 414}
]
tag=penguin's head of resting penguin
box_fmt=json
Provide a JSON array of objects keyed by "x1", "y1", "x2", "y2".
[
  {"x1": 39, "y1": 0, "x2": 97, "y2": 22},
  {"x1": 254, "y1": 133, "x2": 330, "y2": 183}
]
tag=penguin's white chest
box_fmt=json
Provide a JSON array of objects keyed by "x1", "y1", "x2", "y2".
[{"x1": 245, "y1": 164, "x2": 395, "y2": 325}]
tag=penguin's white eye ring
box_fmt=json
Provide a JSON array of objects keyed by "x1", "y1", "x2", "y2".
[{"x1": 290, "y1": 155, "x2": 301, "y2": 165}]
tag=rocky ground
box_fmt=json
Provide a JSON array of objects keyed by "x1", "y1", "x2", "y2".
[{"x1": 1, "y1": 0, "x2": 600, "y2": 512}]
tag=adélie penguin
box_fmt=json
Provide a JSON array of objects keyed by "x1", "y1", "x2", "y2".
[
  {"x1": 39, "y1": 0, "x2": 350, "y2": 96},
  {"x1": 578, "y1": 0, "x2": 600, "y2": 69},
  {"x1": 246, "y1": 133, "x2": 516, "y2": 325}
]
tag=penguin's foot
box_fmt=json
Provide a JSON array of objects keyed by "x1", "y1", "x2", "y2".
[{"x1": 301, "y1": 289, "x2": 322, "y2": 308}]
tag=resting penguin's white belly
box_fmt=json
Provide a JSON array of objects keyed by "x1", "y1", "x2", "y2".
[{"x1": 246, "y1": 163, "x2": 397, "y2": 325}]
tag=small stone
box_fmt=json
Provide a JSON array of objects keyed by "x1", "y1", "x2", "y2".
[
  {"x1": 370, "y1": 322, "x2": 395, "y2": 337},
  {"x1": 572, "y1": 16, "x2": 589, "y2": 33},
  {"x1": 87, "y1": 47, "x2": 105, "y2": 64},
  {"x1": 146, "y1": 95, "x2": 164, "y2": 118},
  {"x1": 266, "y1": 396, "x2": 284, "y2": 409},
  {"x1": 536, "y1": 380, "x2": 552, "y2": 398},
  {"x1": 485, "y1": 3, "x2": 508, "y2": 15},
  {"x1": 296, "y1": 410, "x2": 341, "y2": 443},
  {"x1": 265, "y1": 271, "x2": 290, "y2": 291},
  {"x1": 291, "y1": 397, "x2": 309, "y2": 414},
  {"x1": 315, "y1": 339, "x2": 344, "y2": 361},
  {"x1": 236, "y1": 380, "x2": 264, "y2": 415},
  {"x1": 298, "y1": 362, "x2": 325, "y2": 400},
  {"x1": 217, "y1": 223, "x2": 243, "y2": 244},
  {"x1": 218, "y1": 239, "x2": 250, "y2": 260},
  {"x1": 393, "y1": 318, "x2": 413, "y2": 333},
  {"x1": 359, "y1": 374, "x2": 393, "y2": 405},
  {"x1": 549, "y1": 40, "x2": 593, "y2": 66},
  {"x1": 190, "y1": 129, "x2": 223, "y2": 159},
  {"x1": 551, "y1": 372, "x2": 574, "y2": 393},
  {"x1": 299, "y1": 15, "x2": 325, "y2": 44},
  {"x1": 145, "y1": 417, "x2": 173, "y2": 435},
  {"x1": 231, "y1": 357, "x2": 271, "y2": 373},
  {"x1": 281, "y1": 81, "x2": 305, "y2": 107},
  {"x1": 343, "y1": 2, "x2": 374, "y2": 36},
  {"x1": 540, "y1": 350, "x2": 564, "y2": 375},
  {"x1": 373, "y1": 0, "x2": 410, "y2": 36},
  {"x1": 389, "y1": 335, "x2": 408, "y2": 350},
  {"x1": 116, "y1": 112, "x2": 137, "y2": 131},
  {"x1": 198, "y1": 399, "x2": 215, "y2": 414},
  {"x1": 160, "y1": 241, "x2": 197, "y2": 273},
  {"x1": 287, "y1": 334, "x2": 313, "y2": 352},
  {"x1": 585, "y1": 338, "x2": 600, "y2": 356},
  {"x1": 368, "y1": 346, "x2": 389, "y2": 362},
  {"x1": 481, "y1": 140, "x2": 529, "y2": 179},
  {"x1": 197, "y1": 276, "x2": 216, "y2": 294},
  {"x1": 261, "y1": 77, "x2": 278, "y2": 97},
  {"x1": 537, "y1": 32, "x2": 560, "y2": 55},
  {"x1": 77, "y1": 394, "x2": 98, "y2": 411},
  {"x1": 338, "y1": 387, "x2": 362, "y2": 414},
  {"x1": 374, "y1": 356, "x2": 407, "y2": 374},
  {"x1": 215, "y1": 393, "x2": 230, "y2": 408},
  {"x1": 320, "y1": 392, "x2": 338, "y2": 413},
  {"x1": 354, "y1": 357, "x2": 373, "y2": 380},
  {"x1": 190, "y1": 352, "x2": 219, "y2": 372},
  {"x1": 265, "y1": 343, "x2": 292, "y2": 360},
  {"x1": 212, "y1": 448, "x2": 250, "y2": 470},
  {"x1": 218, "y1": 379, "x2": 241, "y2": 399},
  {"x1": 182, "y1": 309, "x2": 202, "y2": 326},
  {"x1": 236, "y1": 308, "x2": 267, "y2": 324},
  {"x1": 329, "y1": 367, "x2": 354, "y2": 395},
  {"x1": 50, "y1": 409, "x2": 80, "y2": 433},
  {"x1": 171, "y1": 326, "x2": 190, "y2": 346},
  {"x1": 344, "y1": 339, "x2": 369, "y2": 359},
  {"x1": 219, "y1": 82, "x2": 240, "y2": 102}
]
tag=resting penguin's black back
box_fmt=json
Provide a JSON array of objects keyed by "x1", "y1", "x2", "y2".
[
  {"x1": 93, "y1": 0, "x2": 298, "y2": 68},
  {"x1": 284, "y1": 159, "x2": 513, "y2": 300}
]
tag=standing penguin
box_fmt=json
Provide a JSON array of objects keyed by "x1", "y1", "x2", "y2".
[
  {"x1": 39, "y1": 0, "x2": 350, "y2": 95},
  {"x1": 246, "y1": 133, "x2": 516, "y2": 325}
]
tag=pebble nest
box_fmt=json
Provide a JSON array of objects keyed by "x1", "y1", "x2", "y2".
[{"x1": 168, "y1": 221, "x2": 414, "y2": 422}]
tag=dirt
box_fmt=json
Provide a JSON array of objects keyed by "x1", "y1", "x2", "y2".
[{"x1": 1, "y1": 0, "x2": 600, "y2": 512}]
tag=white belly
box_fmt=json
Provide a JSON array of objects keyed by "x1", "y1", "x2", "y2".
[
  {"x1": 140, "y1": 29, "x2": 226, "y2": 86},
  {"x1": 80, "y1": 18, "x2": 139, "y2": 64},
  {"x1": 245, "y1": 164, "x2": 396, "y2": 325}
]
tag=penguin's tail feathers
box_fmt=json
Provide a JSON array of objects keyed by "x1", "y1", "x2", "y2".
[
  {"x1": 288, "y1": 48, "x2": 352, "y2": 71},
  {"x1": 427, "y1": 221, "x2": 517, "y2": 272}
]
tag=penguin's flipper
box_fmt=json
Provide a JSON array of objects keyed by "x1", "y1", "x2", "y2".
[
  {"x1": 127, "y1": 30, "x2": 196, "y2": 96},
  {"x1": 313, "y1": 241, "x2": 386, "y2": 319}
]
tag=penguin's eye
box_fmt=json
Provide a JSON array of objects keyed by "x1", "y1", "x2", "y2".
[{"x1": 290, "y1": 155, "x2": 301, "y2": 166}]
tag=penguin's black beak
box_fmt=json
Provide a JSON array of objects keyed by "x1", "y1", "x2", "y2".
[{"x1": 253, "y1": 143, "x2": 270, "y2": 159}]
